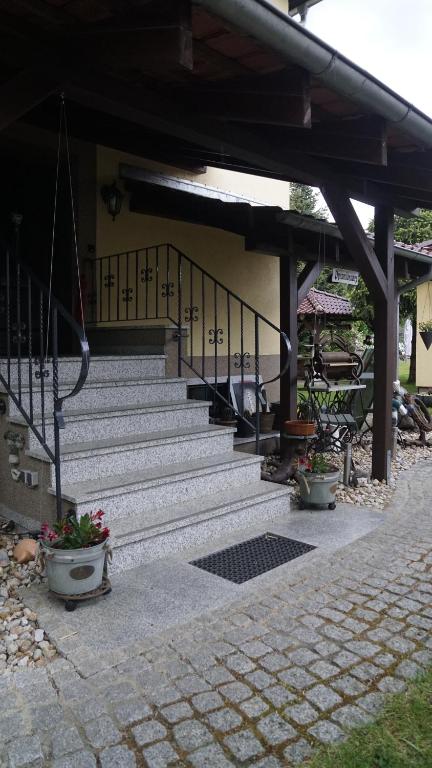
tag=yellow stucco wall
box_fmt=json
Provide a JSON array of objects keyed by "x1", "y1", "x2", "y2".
[
  {"x1": 95, "y1": 146, "x2": 285, "y2": 355},
  {"x1": 416, "y1": 282, "x2": 432, "y2": 387}
]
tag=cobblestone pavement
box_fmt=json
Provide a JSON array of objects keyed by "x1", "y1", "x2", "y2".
[{"x1": 2, "y1": 461, "x2": 432, "y2": 767}]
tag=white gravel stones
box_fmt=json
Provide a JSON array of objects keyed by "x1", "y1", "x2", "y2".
[{"x1": 0, "y1": 523, "x2": 56, "y2": 672}]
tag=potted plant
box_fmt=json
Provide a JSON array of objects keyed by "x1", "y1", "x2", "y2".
[
  {"x1": 296, "y1": 452, "x2": 339, "y2": 510},
  {"x1": 215, "y1": 406, "x2": 237, "y2": 427},
  {"x1": 40, "y1": 511, "x2": 110, "y2": 596},
  {"x1": 419, "y1": 321, "x2": 432, "y2": 351}
]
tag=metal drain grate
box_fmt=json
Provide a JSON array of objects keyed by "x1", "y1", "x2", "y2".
[{"x1": 190, "y1": 533, "x2": 316, "y2": 584}]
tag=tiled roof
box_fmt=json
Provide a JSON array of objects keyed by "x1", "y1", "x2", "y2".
[{"x1": 298, "y1": 288, "x2": 353, "y2": 316}]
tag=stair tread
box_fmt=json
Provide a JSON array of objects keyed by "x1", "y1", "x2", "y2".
[
  {"x1": 1, "y1": 354, "x2": 166, "y2": 362},
  {"x1": 27, "y1": 423, "x2": 236, "y2": 461},
  {"x1": 55, "y1": 451, "x2": 262, "y2": 501},
  {"x1": 9, "y1": 399, "x2": 211, "y2": 425},
  {"x1": 1, "y1": 376, "x2": 185, "y2": 394},
  {"x1": 111, "y1": 480, "x2": 290, "y2": 543}
]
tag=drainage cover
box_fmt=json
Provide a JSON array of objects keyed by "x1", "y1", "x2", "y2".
[{"x1": 190, "y1": 533, "x2": 316, "y2": 584}]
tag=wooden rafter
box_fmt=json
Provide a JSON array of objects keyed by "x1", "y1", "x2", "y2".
[
  {"x1": 0, "y1": 66, "x2": 64, "y2": 132},
  {"x1": 297, "y1": 261, "x2": 323, "y2": 304}
]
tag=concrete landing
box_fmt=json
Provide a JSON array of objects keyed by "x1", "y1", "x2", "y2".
[{"x1": 25, "y1": 503, "x2": 385, "y2": 667}]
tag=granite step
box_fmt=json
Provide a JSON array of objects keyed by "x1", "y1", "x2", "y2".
[
  {"x1": 55, "y1": 452, "x2": 263, "y2": 521},
  {"x1": 0, "y1": 354, "x2": 166, "y2": 383},
  {"x1": 5, "y1": 376, "x2": 187, "y2": 417},
  {"x1": 11, "y1": 399, "x2": 211, "y2": 449},
  {"x1": 109, "y1": 480, "x2": 291, "y2": 573},
  {"x1": 27, "y1": 424, "x2": 236, "y2": 485}
]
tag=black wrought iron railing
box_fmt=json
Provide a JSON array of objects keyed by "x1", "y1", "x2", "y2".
[
  {"x1": 0, "y1": 227, "x2": 89, "y2": 520},
  {"x1": 85, "y1": 243, "x2": 291, "y2": 452}
]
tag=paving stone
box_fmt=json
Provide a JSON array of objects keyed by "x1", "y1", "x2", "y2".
[
  {"x1": 239, "y1": 696, "x2": 269, "y2": 719},
  {"x1": 8, "y1": 735, "x2": 43, "y2": 768},
  {"x1": 52, "y1": 753, "x2": 97, "y2": 768},
  {"x1": 315, "y1": 640, "x2": 340, "y2": 657},
  {"x1": 0, "y1": 712, "x2": 30, "y2": 744},
  {"x1": 318, "y1": 607, "x2": 346, "y2": 623},
  {"x1": 176, "y1": 675, "x2": 210, "y2": 696},
  {"x1": 357, "y1": 692, "x2": 386, "y2": 715},
  {"x1": 283, "y1": 738, "x2": 313, "y2": 765},
  {"x1": 84, "y1": 716, "x2": 122, "y2": 749},
  {"x1": 342, "y1": 618, "x2": 369, "y2": 633},
  {"x1": 112, "y1": 697, "x2": 152, "y2": 726},
  {"x1": 146, "y1": 686, "x2": 181, "y2": 707},
  {"x1": 374, "y1": 652, "x2": 396, "y2": 669},
  {"x1": 210, "y1": 642, "x2": 235, "y2": 658},
  {"x1": 287, "y1": 648, "x2": 320, "y2": 666},
  {"x1": 132, "y1": 719, "x2": 167, "y2": 747},
  {"x1": 291, "y1": 627, "x2": 323, "y2": 644},
  {"x1": 299, "y1": 615, "x2": 325, "y2": 629},
  {"x1": 331, "y1": 675, "x2": 367, "y2": 697},
  {"x1": 284, "y1": 701, "x2": 319, "y2": 725},
  {"x1": 69, "y1": 697, "x2": 109, "y2": 725},
  {"x1": 321, "y1": 625, "x2": 354, "y2": 642},
  {"x1": 308, "y1": 720, "x2": 346, "y2": 744},
  {"x1": 206, "y1": 708, "x2": 243, "y2": 733},
  {"x1": 29, "y1": 702, "x2": 65, "y2": 731},
  {"x1": 344, "y1": 640, "x2": 381, "y2": 658},
  {"x1": 245, "y1": 670, "x2": 274, "y2": 690},
  {"x1": 385, "y1": 635, "x2": 416, "y2": 654},
  {"x1": 353, "y1": 608, "x2": 379, "y2": 622},
  {"x1": 412, "y1": 649, "x2": 432, "y2": 667},
  {"x1": 51, "y1": 727, "x2": 85, "y2": 758},
  {"x1": 219, "y1": 682, "x2": 252, "y2": 703},
  {"x1": 160, "y1": 701, "x2": 193, "y2": 723},
  {"x1": 305, "y1": 684, "x2": 343, "y2": 712},
  {"x1": 204, "y1": 667, "x2": 235, "y2": 686},
  {"x1": 191, "y1": 691, "x2": 224, "y2": 713},
  {"x1": 377, "y1": 677, "x2": 407, "y2": 694},
  {"x1": 100, "y1": 745, "x2": 136, "y2": 768},
  {"x1": 394, "y1": 660, "x2": 422, "y2": 680},
  {"x1": 350, "y1": 662, "x2": 382, "y2": 682},
  {"x1": 262, "y1": 685, "x2": 297, "y2": 707},
  {"x1": 309, "y1": 660, "x2": 340, "y2": 680},
  {"x1": 259, "y1": 653, "x2": 290, "y2": 672},
  {"x1": 173, "y1": 720, "x2": 213, "y2": 751},
  {"x1": 224, "y1": 653, "x2": 255, "y2": 674},
  {"x1": 239, "y1": 641, "x2": 272, "y2": 658},
  {"x1": 256, "y1": 713, "x2": 297, "y2": 745},
  {"x1": 103, "y1": 680, "x2": 137, "y2": 703},
  {"x1": 254, "y1": 758, "x2": 283, "y2": 768},
  {"x1": 224, "y1": 730, "x2": 265, "y2": 761},
  {"x1": 189, "y1": 743, "x2": 235, "y2": 767},
  {"x1": 262, "y1": 633, "x2": 295, "y2": 651},
  {"x1": 142, "y1": 741, "x2": 180, "y2": 768},
  {"x1": 332, "y1": 704, "x2": 373, "y2": 729},
  {"x1": 278, "y1": 667, "x2": 316, "y2": 690}
]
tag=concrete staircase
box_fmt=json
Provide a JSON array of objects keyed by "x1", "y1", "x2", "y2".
[{"x1": 4, "y1": 355, "x2": 290, "y2": 573}]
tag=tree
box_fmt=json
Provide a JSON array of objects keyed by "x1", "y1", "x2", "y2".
[{"x1": 290, "y1": 183, "x2": 329, "y2": 219}]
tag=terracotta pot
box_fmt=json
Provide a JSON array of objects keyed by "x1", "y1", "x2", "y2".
[{"x1": 283, "y1": 419, "x2": 316, "y2": 436}]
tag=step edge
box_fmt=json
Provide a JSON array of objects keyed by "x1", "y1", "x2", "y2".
[
  {"x1": 9, "y1": 400, "x2": 212, "y2": 426},
  {"x1": 111, "y1": 484, "x2": 291, "y2": 546}
]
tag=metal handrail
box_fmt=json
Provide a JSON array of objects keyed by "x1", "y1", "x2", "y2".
[
  {"x1": 85, "y1": 242, "x2": 291, "y2": 453},
  {"x1": 0, "y1": 238, "x2": 89, "y2": 520}
]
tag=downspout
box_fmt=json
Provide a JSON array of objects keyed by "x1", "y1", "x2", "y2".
[{"x1": 195, "y1": 0, "x2": 432, "y2": 148}]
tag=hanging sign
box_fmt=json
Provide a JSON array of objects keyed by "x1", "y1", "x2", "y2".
[{"x1": 332, "y1": 268, "x2": 359, "y2": 286}]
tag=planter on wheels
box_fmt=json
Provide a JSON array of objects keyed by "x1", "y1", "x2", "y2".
[
  {"x1": 297, "y1": 467, "x2": 339, "y2": 510},
  {"x1": 42, "y1": 540, "x2": 108, "y2": 596}
]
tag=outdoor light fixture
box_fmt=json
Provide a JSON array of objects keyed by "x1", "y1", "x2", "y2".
[{"x1": 100, "y1": 180, "x2": 124, "y2": 221}]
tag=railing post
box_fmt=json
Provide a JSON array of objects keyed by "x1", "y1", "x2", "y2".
[
  {"x1": 255, "y1": 314, "x2": 260, "y2": 455},
  {"x1": 177, "y1": 251, "x2": 182, "y2": 378},
  {"x1": 51, "y1": 306, "x2": 63, "y2": 522}
]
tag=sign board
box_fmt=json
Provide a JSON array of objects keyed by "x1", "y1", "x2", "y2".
[{"x1": 332, "y1": 268, "x2": 359, "y2": 286}]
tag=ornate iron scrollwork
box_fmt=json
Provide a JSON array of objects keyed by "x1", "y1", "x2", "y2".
[
  {"x1": 184, "y1": 306, "x2": 199, "y2": 322},
  {"x1": 104, "y1": 273, "x2": 115, "y2": 288},
  {"x1": 122, "y1": 287, "x2": 133, "y2": 303},
  {"x1": 141, "y1": 267, "x2": 153, "y2": 283},
  {"x1": 209, "y1": 328, "x2": 224, "y2": 345},
  {"x1": 161, "y1": 282, "x2": 174, "y2": 297},
  {"x1": 35, "y1": 367, "x2": 50, "y2": 380},
  {"x1": 234, "y1": 351, "x2": 251, "y2": 369}
]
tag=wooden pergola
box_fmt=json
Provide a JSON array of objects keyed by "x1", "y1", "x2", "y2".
[{"x1": 1, "y1": 0, "x2": 432, "y2": 480}]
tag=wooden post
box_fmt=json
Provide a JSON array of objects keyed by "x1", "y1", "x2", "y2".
[
  {"x1": 280, "y1": 253, "x2": 298, "y2": 437},
  {"x1": 373, "y1": 205, "x2": 395, "y2": 481}
]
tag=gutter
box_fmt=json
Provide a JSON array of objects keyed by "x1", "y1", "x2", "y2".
[{"x1": 195, "y1": 0, "x2": 432, "y2": 149}]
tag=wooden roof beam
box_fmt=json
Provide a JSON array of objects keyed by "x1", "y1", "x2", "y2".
[
  {"x1": 298, "y1": 261, "x2": 324, "y2": 303},
  {"x1": 0, "y1": 66, "x2": 64, "y2": 132}
]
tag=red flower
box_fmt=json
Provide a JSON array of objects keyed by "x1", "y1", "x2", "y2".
[
  {"x1": 101, "y1": 527, "x2": 110, "y2": 538},
  {"x1": 96, "y1": 522, "x2": 102, "y2": 529}
]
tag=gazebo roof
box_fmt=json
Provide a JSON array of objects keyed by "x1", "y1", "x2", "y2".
[{"x1": 297, "y1": 287, "x2": 352, "y2": 317}]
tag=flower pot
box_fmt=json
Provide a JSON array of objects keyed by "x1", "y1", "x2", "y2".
[
  {"x1": 297, "y1": 467, "x2": 339, "y2": 510},
  {"x1": 236, "y1": 416, "x2": 255, "y2": 437},
  {"x1": 283, "y1": 419, "x2": 316, "y2": 437},
  {"x1": 420, "y1": 330, "x2": 432, "y2": 351},
  {"x1": 42, "y1": 540, "x2": 108, "y2": 596},
  {"x1": 260, "y1": 412, "x2": 275, "y2": 433}
]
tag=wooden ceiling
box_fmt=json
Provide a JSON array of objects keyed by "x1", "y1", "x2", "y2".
[{"x1": 1, "y1": 0, "x2": 432, "y2": 211}]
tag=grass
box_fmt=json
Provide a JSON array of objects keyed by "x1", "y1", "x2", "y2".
[
  {"x1": 308, "y1": 667, "x2": 432, "y2": 768},
  {"x1": 398, "y1": 359, "x2": 417, "y2": 394}
]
